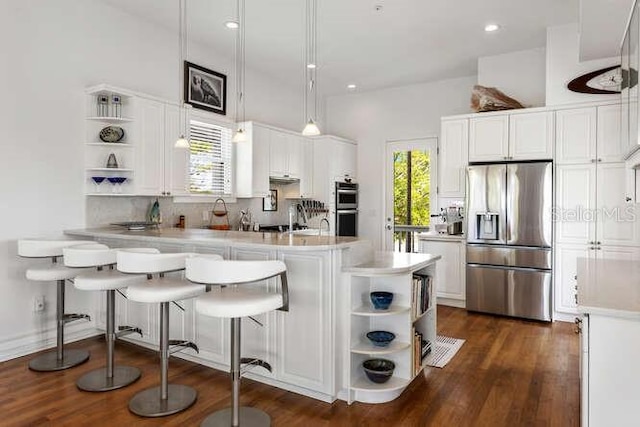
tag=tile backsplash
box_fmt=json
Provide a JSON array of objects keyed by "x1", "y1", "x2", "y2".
[{"x1": 86, "y1": 183, "x2": 329, "y2": 230}]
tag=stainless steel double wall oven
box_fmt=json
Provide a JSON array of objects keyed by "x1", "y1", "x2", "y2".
[{"x1": 335, "y1": 181, "x2": 358, "y2": 236}]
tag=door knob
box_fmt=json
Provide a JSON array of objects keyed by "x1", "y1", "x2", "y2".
[{"x1": 386, "y1": 225, "x2": 392, "y2": 230}]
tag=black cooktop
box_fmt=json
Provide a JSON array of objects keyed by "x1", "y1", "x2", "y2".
[{"x1": 259, "y1": 224, "x2": 307, "y2": 232}]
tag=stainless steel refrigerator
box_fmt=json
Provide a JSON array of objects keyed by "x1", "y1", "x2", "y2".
[{"x1": 466, "y1": 161, "x2": 552, "y2": 321}]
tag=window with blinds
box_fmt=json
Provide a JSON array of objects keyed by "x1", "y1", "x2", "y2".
[{"x1": 188, "y1": 120, "x2": 233, "y2": 195}]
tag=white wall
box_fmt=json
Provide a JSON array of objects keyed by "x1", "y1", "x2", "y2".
[
  {"x1": 477, "y1": 47, "x2": 547, "y2": 108},
  {"x1": 0, "y1": 0, "x2": 301, "y2": 360},
  {"x1": 546, "y1": 23, "x2": 620, "y2": 106},
  {"x1": 326, "y1": 76, "x2": 476, "y2": 249}
]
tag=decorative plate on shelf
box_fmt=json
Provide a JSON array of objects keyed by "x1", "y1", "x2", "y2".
[{"x1": 99, "y1": 126, "x2": 125, "y2": 143}]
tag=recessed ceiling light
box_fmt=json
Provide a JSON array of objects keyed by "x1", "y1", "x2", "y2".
[
  {"x1": 307, "y1": 63, "x2": 317, "y2": 69},
  {"x1": 484, "y1": 24, "x2": 500, "y2": 32},
  {"x1": 225, "y1": 20, "x2": 239, "y2": 29},
  {"x1": 347, "y1": 84, "x2": 357, "y2": 90}
]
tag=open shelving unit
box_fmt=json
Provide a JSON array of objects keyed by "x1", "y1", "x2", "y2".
[
  {"x1": 85, "y1": 85, "x2": 137, "y2": 196},
  {"x1": 344, "y1": 253, "x2": 439, "y2": 404}
]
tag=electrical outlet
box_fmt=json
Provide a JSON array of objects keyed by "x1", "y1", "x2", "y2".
[{"x1": 34, "y1": 295, "x2": 45, "y2": 312}]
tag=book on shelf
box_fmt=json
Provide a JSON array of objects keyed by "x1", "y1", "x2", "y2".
[{"x1": 412, "y1": 274, "x2": 433, "y2": 318}]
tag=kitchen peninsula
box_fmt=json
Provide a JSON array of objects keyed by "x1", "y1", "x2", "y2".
[{"x1": 65, "y1": 227, "x2": 441, "y2": 403}]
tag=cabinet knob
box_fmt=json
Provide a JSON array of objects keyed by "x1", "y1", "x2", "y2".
[
  {"x1": 589, "y1": 246, "x2": 595, "y2": 250},
  {"x1": 588, "y1": 241, "x2": 594, "y2": 245},
  {"x1": 590, "y1": 159, "x2": 596, "y2": 163},
  {"x1": 597, "y1": 158, "x2": 602, "y2": 162},
  {"x1": 596, "y1": 241, "x2": 601, "y2": 245},
  {"x1": 626, "y1": 197, "x2": 633, "y2": 202}
]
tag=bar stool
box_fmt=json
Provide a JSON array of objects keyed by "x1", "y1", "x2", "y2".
[
  {"x1": 17, "y1": 239, "x2": 92, "y2": 372},
  {"x1": 63, "y1": 243, "x2": 151, "y2": 392},
  {"x1": 185, "y1": 257, "x2": 289, "y2": 427},
  {"x1": 116, "y1": 249, "x2": 210, "y2": 418}
]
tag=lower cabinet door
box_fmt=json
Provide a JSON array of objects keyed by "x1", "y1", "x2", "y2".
[{"x1": 276, "y1": 251, "x2": 333, "y2": 394}]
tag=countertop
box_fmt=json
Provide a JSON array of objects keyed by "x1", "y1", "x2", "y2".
[
  {"x1": 344, "y1": 251, "x2": 441, "y2": 275},
  {"x1": 64, "y1": 227, "x2": 365, "y2": 251},
  {"x1": 417, "y1": 232, "x2": 465, "y2": 242},
  {"x1": 577, "y1": 257, "x2": 640, "y2": 319}
]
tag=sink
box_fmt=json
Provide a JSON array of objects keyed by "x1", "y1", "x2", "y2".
[{"x1": 290, "y1": 228, "x2": 331, "y2": 236}]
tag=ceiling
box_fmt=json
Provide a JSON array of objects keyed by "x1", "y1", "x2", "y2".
[
  {"x1": 579, "y1": 0, "x2": 634, "y2": 61},
  {"x1": 101, "y1": 0, "x2": 581, "y2": 96}
]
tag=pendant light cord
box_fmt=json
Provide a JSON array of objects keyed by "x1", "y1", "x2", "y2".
[{"x1": 235, "y1": 0, "x2": 246, "y2": 128}]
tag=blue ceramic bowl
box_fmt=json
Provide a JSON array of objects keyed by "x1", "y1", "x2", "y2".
[
  {"x1": 366, "y1": 330, "x2": 396, "y2": 347},
  {"x1": 362, "y1": 358, "x2": 395, "y2": 384},
  {"x1": 370, "y1": 291, "x2": 393, "y2": 310}
]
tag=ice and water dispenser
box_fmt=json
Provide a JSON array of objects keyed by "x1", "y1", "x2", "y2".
[{"x1": 475, "y1": 212, "x2": 499, "y2": 240}]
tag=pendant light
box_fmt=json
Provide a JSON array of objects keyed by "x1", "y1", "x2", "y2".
[
  {"x1": 302, "y1": 0, "x2": 320, "y2": 136},
  {"x1": 175, "y1": 0, "x2": 190, "y2": 148},
  {"x1": 232, "y1": 0, "x2": 247, "y2": 143}
]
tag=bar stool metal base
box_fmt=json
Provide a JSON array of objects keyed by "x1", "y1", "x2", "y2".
[
  {"x1": 28, "y1": 349, "x2": 89, "y2": 372},
  {"x1": 201, "y1": 407, "x2": 270, "y2": 427},
  {"x1": 76, "y1": 365, "x2": 141, "y2": 392},
  {"x1": 128, "y1": 384, "x2": 197, "y2": 418}
]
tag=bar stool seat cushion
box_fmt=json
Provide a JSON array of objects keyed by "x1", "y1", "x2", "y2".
[
  {"x1": 196, "y1": 287, "x2": 283, "y2": 318},
  {"x1": 63, "y1": 243, "x2": 115, "y2": 267},
  {"x1": 26, "y1": 265, "x2": 89, "y2": 282},
  {"x1": 18, "y1": 240, "x2": 88, "y2": 258},
  {"x1": 127, "y1": 278, "x2": 205, "y2": 304},
  {"x1": 74, "y1": 270, "x2": 148, "y2": 291}
]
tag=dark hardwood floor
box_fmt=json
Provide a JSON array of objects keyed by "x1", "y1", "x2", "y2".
[{"x1": 0, "y1": 306, "x2": 579, "y2": 426}]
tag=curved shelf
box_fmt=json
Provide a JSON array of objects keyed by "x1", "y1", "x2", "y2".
[
  {"x1": 351, "y1": 340, "x2": 411, "y2": 355},
  {"x1": 86, "y1": 116, "x2": 133, "y2": 123},
  {"x1": 86, "y1": 168, "x2": 134, "y2": 172},
  {"x1": 86, "y1": 142, "x2": 133, "y2": 147},
  {"x1": 351, "y1": 305, "x2": 410, "y2": 317},
  {"x1": 351, "y1": 375, "x2": 409, "y2": 392}
]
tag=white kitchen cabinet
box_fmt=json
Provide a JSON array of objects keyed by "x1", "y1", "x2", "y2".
[
  {"x1": 235, "y1": 122, "x2": 271, "y2": 198},
  {"x1": 418, "y1": 238, "x2": 465, "y2": 304},
  {"x1": 509, "y1": 111, "x2": 554, "y2": 160},
  {"x1": 555, "y1": 244, "x2": 640, "y2": 315},
  {"x1": 555, "y1": 164, "x2": 597, "y2": 245},
  {"x1": 299, "y1": 138, "x2": 313, "y2": 199},
  {"x1": 556, "y1": 105, "x2": 622, "y2": 165},
  {"x1": 439, "y1": 118, "x2": 468, "y2": 198},
  {"x1": 596, "y1": 163, "x2": 638, "y2": 246},
  {"x1": 276, "y1": 251, "x2": 333, "y2": 394},
  {"x1": 135, "y1": 99, "x2": 189, "y2": 197},
  {"x1": 269, "y1": 129, "x2": 303, "y2": 180},
  {"x1": 555, "y1": 107, "x2": 597, "y2": 164},
  {"x1": 312, "y1": 136, "x2": 357, "y2": 203},
  {"x1": 468, "y1": 112, "x2": 553, "y2": 162},
  {"x1": 468, "y1": 115, "x2": 509, "y2": 162}
]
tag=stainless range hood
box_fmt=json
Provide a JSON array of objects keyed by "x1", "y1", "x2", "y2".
[{"x1": 269, "y1": 176, "x2": 300, "y2": 184}]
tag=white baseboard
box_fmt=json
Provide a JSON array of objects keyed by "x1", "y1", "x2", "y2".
[
  {"x1": 0, "y1": 322, "x2": 102, "y2": 363},
  {"x1": 438, "y1": 298, "x2": 466, "y2": 309},
  {"x1": 553, "y1": 311, "x2": 579, "y2": 323}
]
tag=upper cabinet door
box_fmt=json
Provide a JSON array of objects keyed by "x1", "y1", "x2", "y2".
[
  {"x1": 468, "y1": 115, "x2": 509, "y2": 162},
  {"x1": 136, "y1": 98, "x2": 165, "y2": 196},
  {"x1": 555, "y1": 107, "x2": 597, "y2": 164},
  {"x1": 269, "y1": 129, "x2": 288, "y2": 178},
  {"x1": 164, "y1": 103, "x2": 189, "y2": 196},
  {"x1": 286, "y1": 133, "x2": 303, "y2": 179},
  {"x1": 439, "y1": 118, "x2": 468, "y2": 198},
  {"x1": 509, "y1": 111, "x2": 554, "y2": 160},
  {"x1": 597, "y1": 104, "x2": 624, "y2": 163},
  {"x1": 555, "y1": 164, "x2": 597, "y2": 244},
  {"x1": 596, "y1": 162, "x2": 639, "y2": 246},
  {"x1": 299, "y1": 138, "x2": 313, "y2": 198}
]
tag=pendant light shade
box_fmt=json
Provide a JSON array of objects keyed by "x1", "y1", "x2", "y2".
[
  {"x1": 302, "y1": 0, "x2": 320, "y2": 136},
  {"x1": 175, "y1": 0, "x2": 190, "y2": 148},
  {"x1": 233, "y1": 0, "x2": 247, "y2": 142},
  {"x1": 302, "y1": 119, "x2": 320, "y2": 136}
]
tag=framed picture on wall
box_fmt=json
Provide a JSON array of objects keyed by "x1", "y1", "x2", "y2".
[
  {"x1": 184, "y1": 61, "x2": 227, "y2": 115},
  {"x1": 263, "y1": 189, "x2": 277, "y2": 212}
]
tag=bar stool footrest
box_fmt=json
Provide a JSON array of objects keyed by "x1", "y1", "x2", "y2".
[
  {"x1": 116, "y1": 325, "x2": 143, "y2": 338},
  {"x1": 240, "y1": 357, "x2": 272, "y2": 374},
  {"x1": 201, "y1": 407, "x2": 270, "y2": 427},
  {"x1": 63, "y1": 313, "x2": 91, "y2": 324},
  {"x1": 76, "y1": 365, "x2": 141, "y2": 392},
  {"x1": 168, "y1": 339, "x2": 199, "y2": 354},
  {"x1": 129, "y1": 384, "x2": 197, "y2": 418},
  {"x1": 28, "y1": 349, "x2": 89, "y2": 372}
]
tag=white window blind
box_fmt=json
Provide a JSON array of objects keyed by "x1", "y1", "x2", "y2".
[{"x1": 189, "y1": 120, "x2": 233, "y2": 195}]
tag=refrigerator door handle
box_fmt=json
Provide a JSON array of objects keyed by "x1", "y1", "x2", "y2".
[{"x1": 467, "y1": 263, "x2": 550, "y2": 273}]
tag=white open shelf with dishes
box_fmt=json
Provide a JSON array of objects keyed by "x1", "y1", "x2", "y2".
[
  {"x1": 85, "y1": 85, "x2": 137, "y2": 196},
  {"x1": 346, "y1": 260, "x2": 437, "y2": 404}
]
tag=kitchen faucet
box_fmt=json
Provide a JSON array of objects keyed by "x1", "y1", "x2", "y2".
[{"x1": 319, "y1": 218, "x2": 330, "y2": 236}]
